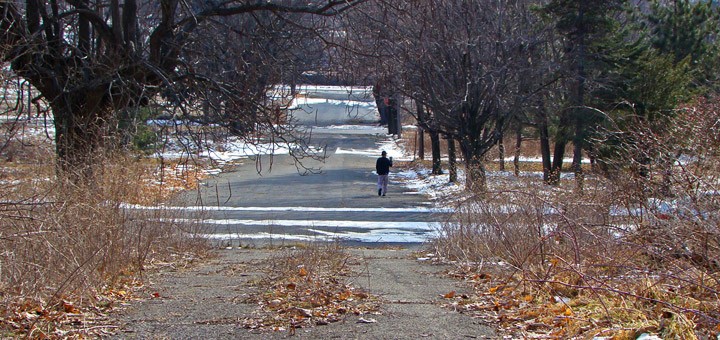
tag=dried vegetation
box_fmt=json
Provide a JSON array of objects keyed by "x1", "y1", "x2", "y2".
[
  {"x1": 429, "y1": 102, "x2": 720, "y2": 339},
  {"x1": 241, "y1": 243, "x2": 380, "y2": 334},
  {"x1": 0, "y1": 120, "x2": 210, "y2": 338}
]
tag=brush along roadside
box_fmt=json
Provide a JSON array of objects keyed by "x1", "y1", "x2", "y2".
[
  {"x1": 0, "y1": 154, "x2": 211, "y2": 339},
  {"x1": 427, "y1": 176, "x2": 719, "y2": 339},
  {"x1": 241, "y1": 243, "x2": 381, "y2": 334}
]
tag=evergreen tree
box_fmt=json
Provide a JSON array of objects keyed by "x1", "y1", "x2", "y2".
[
  {"x1": 541, "y1": 0, "x2": 626, "y2": 187},
  {"x1": 646, "y1": 0, "x2": 720, "y2": 88}
]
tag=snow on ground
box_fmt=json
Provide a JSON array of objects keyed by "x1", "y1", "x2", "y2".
[
  {"x1": 198, "y1": 229, "x2": 436, "y2": 244},
  {"x1": 199, "y1": 140, "x2": 292, "y2": 163},
  {"x1": 334, "y1": 136, "x2": 410, "y2": 161},
  {"x1": 395, "y1": 167, "x2": 465, "y2": 202},
  {"x1": 124, "y1": 204, "x2": 446, "y2": 213},
  {"x1": 170, "y1": 218, "x2": 440, "y2": 230},
  {"x1": 287, "y1": 96, "x2": 374, "y2": 110},
  {"x1": 305, "y1": 124, "x2": 387, "y2": 135},
  {"x1": 152, "y1": 134, "x2": 301, "y2": 175}
]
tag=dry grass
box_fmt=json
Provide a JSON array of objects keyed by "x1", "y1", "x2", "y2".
[
  {"x1": 0, "y1": 138, "x2": 210, "y2": 337},
  {"x1": 425, "y1": 104, "x2": 720, "y2": 338},
  {"x1": 430, "y1": 171, "x2": 719, "y2": 338},
  {"x1": 241, "y1": 243, "x2": 380, "y2": 334}
]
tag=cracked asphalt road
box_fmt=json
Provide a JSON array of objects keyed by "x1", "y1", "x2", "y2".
[{"x1": 110, "y1": 248, "x2": 496, "y2": 339}]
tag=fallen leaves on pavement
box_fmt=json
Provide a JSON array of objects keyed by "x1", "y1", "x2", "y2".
[{"x1": 242, "y1": 246, "x2": 381, "y2": 333}]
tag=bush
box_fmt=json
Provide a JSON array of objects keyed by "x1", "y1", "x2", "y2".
[
  {"x1": 0, "y1": 153, "x2": 208, "y2": 338},
  {"x1": 429, "y1": 97, "x2": 720, "y2": 338}
]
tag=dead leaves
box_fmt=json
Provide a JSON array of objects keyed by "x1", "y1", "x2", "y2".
[
  {"x1": 1, "y1": 296, "x2": 120, "y2": 339},
  {"x1": 244, "y1": 276, "x2": 379, "y2": 332},
  {"x1": 298, "y1": 266, "x2": 308, "y2": 277},
  {"x1": 242, "y1": 251, "x2": 381, "y2": 333},
  {"x1": 439, "y1": 265, "x2": 720, "y2": 339}
]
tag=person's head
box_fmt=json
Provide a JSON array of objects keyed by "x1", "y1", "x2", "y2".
[{"x1": 381, "y1": 151, "x2": 387, "y2": 157}]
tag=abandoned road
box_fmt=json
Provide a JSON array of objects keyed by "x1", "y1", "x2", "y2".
[{"x1": 175, "y1": 86, "x2": 447, "y2": 246}]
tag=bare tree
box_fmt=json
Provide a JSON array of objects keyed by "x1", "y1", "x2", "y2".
[
  {"x1": 378, "y1": 0, "x2": 545, "y2": 191},
  {"x1": 0, "y1": 0, "x2": 364, "y2": 182}
]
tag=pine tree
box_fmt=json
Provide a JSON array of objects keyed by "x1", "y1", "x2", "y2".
[{"x1": 541, "y1": 0, "x2": 626, "y2": 187}]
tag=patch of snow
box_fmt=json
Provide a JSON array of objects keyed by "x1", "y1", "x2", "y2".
[
  {"x1": 495, "y1": 156, "x2": 592, "y2": 164},
  {"x1": 123, "y1": 204, "x2": 448, "y2": 213},
  {"x1": 397, "y1": 168, "x2": 465, "y2": 201},
  {"x1": 320, "y1": 124, "x2": 383, "y2": 130},
  {"x1": 200, "y1": 142, "x2": 292, "y2": 163},
  {"x1": 198, "y1": 228, "x2": 439, "y2": 243},
  {"x1": 634, "y1": 334, "x2": 663, "y2": 340},
  {"x1": 199, "y1": 232, "x2": 328, "y2": 242},
  {"x1": 335, "y1": 148, "x2": 377, "y2": 157},
  {"x1": 287, "y1": 97, "x2": 374, "y2": 110},
  {"x1": 146, "y1": 119, "x2": 203, "y2": 127},
  {"x1": 161, "y1": 218, "x2": 442, "y2": 230}
]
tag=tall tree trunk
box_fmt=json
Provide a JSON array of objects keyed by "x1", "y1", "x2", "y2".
[
  {"x1": 447, "y1": 135, "x2": 457, "y2": 183},
  {"x1": 539, "y1": 112, "x2": 552, "y2": 184},
  {"x1": 430, "y1": 130, "x2": 442, "y2": 175},
  {"x1": 549, "y1": 110, "x2": 571, "y2": 185},
  {"x1": 394, "y1": 94, "x2": 402, "y2": 138},
  {"x1": 550, "y1": 140, "x2": 565, "y2": 185},
  {"x1": 572, "y1": 2, "x2": 587, "y2": 193},
  {"x1": 572, "y1": 133, "x2": 584, "y2": 194},
  {"x1": 53, "y1": 100, "x2": 110, "y2": 182},
  {"x1": 417, "y1": 126, "x2": 425, "y2": 160},
  {"x1": 459, "y1": 139, "x2": 487, "y2": 192},
  {"x1": 514, "y1": 124, "x2": 522, "y2": 177},
  {"x1": 416, "y1": 102, "x2": 426, "y2": 161},
  {"x1": 465, "y1": 155, "x2": 487, "y2": 192},
  {"x1": 498, "y1": 131, "x2": 505, "y2": 172}
]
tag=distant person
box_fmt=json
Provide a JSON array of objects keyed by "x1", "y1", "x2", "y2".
[{"x1": 376, "y1": 151, "x2": 393, "y2": 196}]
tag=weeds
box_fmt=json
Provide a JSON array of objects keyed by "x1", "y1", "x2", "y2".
[
  {"x1": 0, "y1": 145, "x2": 209, "y2": 337},
  {"x1": 429, "y1": 101, "x2": 720, "y2": 338},
  {"x1": 242, "y1": 242, "x2": 380, "y2": 334}
]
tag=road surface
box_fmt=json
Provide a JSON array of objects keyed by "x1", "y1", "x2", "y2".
[{"x1": 172, "y1": 86, "x2": 447, "y2": 246}]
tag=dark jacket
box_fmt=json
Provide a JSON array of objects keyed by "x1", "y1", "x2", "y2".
[{"x1": 376, "y1": 156, "x2": 392, "y2": 175}]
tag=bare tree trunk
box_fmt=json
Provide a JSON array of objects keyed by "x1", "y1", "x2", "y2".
[
  {"x1": 498, "y1": 132, "x2": 505, "y2": 171},
  {"x1": 572, "y1": 136, "x2": 584, "y2": 194},
  {"x1": 394, "y1": 94, "x2": 402, "y2": 138},
  {"x1": 430, "y1": 130, "x2": 442, "y2": 175},
  {"x1": 536, "y1": 99, "x2": 553, "y2": 183},
  {"x1": 550, "y1": 142, "x2": 566, "y2": 184},
  {"x1": 415, "y1": 100, "x2": 426, "y2": 160},
  {"x1": 514, "y1": 124, "x2": 522, "y2": 177},
  {"x1": 53, "y1": 101, "x2": 110, "y2": 182},
  {"x1": 417, "y1": 126, "x2": 425, "y2": 160},
  {"x1": 448, "y1": 135, "x2": 457, "y2": 183},
  {"x1": 549, "y1": 111, "x2": 570, "y2": 185},
  {"x1": 540, "y1": 123, "x2": 552, "y2": 184},
  {"x1": 466, "y1": 157, "x2": 487, "y2": 192}
]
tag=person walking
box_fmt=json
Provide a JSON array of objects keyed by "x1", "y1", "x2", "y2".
[{"x1": 376, "y1": 151, "x2": 393, "y2": 196}]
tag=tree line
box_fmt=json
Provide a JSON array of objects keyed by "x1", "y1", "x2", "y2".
[
  {"x1": 1, "y1": 0, "x2": 718, "y2": 192},
  {"x1": 0, "y1": 0, "x2": 365, "y2": 182},
  {"x1": 341, "y1": 0, "x2": 719, "y2": 192}
]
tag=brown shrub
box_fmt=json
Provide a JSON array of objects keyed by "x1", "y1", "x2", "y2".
[
  {"x1": 0, "y1": 152, "x2": 209, "y2": 337},
  {"x1": 429, "y1": 98, "x2": 720, "y2": 338}
]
